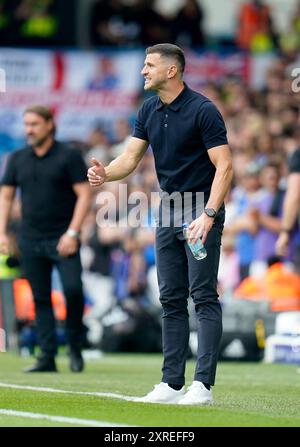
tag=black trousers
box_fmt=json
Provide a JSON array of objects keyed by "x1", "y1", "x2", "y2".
[
  {"x1": 19, "y1": 238, "x2": 84, "y2": 358},
  {"x1": 156, "y1": 210, "x2": 224, "y2": 387}
]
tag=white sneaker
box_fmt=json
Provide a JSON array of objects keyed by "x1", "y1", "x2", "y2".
[
  {"x1": 178, "y1": 381, "x2": 213, "y2": 405},
  {"x1": 135, "y1": 382, "x2": 185, "y2": 404}
]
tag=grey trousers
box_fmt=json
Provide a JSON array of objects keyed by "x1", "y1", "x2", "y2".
[{"x1": 155, "y1": 213, "x2": 224, "y2": 387}]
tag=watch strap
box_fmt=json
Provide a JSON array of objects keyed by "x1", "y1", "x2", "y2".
[{"x1": 66, "y1": 228, "x2": 80, "y2": 239}]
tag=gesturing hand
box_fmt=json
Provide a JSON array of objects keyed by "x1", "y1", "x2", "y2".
[{"x1": 87, "y1": 158, "x2": 107, "y2": 187}]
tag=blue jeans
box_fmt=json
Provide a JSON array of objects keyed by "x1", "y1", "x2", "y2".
[{"x1": 19, "y1": 238, "x2": 84, "y2": 358}]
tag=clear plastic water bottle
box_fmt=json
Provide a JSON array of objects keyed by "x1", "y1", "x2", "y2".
[{"x1": 182, "y1": 222, "x2": 207, "y2": 260}]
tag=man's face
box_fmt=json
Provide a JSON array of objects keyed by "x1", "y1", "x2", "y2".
[
  {"x1": 141, "y1": 53, "x2": 171, "y2": 91},
  {"x1": 260, "y1": 166, "x2": 279, "y2": 191},
  {"x1": 24, "y1": 112, "x2": 53, "y2": 147}
]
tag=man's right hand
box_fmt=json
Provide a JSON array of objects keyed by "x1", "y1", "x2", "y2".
[
  {"x1": 87, "y1": 158, "x2": 107, "y2": 187},
  {"x1": 0, "y1": 233, "x2": 10, "y2": 254}
]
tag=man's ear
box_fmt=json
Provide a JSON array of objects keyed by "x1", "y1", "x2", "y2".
[
  {"x1": 167, "y1": 64, "x2": 178, "y2": 79},
  {"x1": 47, "y1": 119, "x2": 54, "y2": 133}
]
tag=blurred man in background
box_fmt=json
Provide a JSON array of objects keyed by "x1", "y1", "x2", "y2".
[{"x1": 0, "y1": 105, "x2": 92, "y2": 372}]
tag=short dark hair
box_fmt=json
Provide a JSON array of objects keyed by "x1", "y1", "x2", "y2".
[
  {"x1": 146, "y1": 43, "x2": 185, "y2": 75},
  {"x1": 23, "y1": 104, "x2": 56, "y2": 136}
]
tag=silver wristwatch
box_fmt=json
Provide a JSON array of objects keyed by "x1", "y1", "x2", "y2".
[
  {"x1": 66, "y1": 228, "x2": 80, "y2": 239},
  {"x1": 204, "y1": 208, "x2": 217, "y2": 218}
]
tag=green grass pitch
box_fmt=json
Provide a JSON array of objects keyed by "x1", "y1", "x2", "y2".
[{"x1": 0, "y1": 352, "x2": 299, "y2": 427}]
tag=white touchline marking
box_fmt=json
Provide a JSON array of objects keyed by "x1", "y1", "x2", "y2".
[
  {"x1": 0, "y1": 382, "x2": 139, "y2": 401},
  {"x1": 0, "y1": 409, "x2": 133, "y2": 427},
  {"x1": 0, "y1": 382, "x2": 182, "y2": 406}
]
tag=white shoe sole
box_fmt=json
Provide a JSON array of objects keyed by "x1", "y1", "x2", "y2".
[
  {"x1": 134, "y1": 395, "x2": 184, "y2": 404},
  {"x1": 178, "y1": 398, "x2": 213, "y2": 405}
]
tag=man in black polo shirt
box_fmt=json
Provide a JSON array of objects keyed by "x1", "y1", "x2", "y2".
[
  {"x1": 0, "y1": 105, "x2": 92, "y2": 372},
  {"x1": 88, "y1": 44, "x2": 233, "y2": 404}
]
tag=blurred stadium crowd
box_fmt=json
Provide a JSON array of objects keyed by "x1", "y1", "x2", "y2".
[
  {"x1": 1, "y1": 0, "x2": 300, "y2": 352},
  {"x1": 1, "y1": 0, "x2": 300, "y2": 51}
]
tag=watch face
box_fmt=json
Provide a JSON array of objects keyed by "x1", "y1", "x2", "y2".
[{"x1": 205, "y1": 208, "x2": 216, "y2": 217}]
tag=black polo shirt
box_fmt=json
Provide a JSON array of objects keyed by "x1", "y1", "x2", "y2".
[
  {"x1": 2, "y1": 141, "x2": 88, "y2": 240},
  {"x1": 133, "y1": 83, "x2": 228, "y2": 200}
]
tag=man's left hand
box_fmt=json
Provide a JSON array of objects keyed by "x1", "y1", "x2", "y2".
[
  {"x1": 57, "y1": 233, "x2": 79, "y2": 257},
  {"x1": 188, "y1": 213, "x2": 214, "y2": 245}
]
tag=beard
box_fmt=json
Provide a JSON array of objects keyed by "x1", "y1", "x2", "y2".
[
  {"x1": 144, "y1": 79, "x2": 161, "y2": 92},
  {"x1": 27, "y1": 131, "x2": 52, "y2": 147}
]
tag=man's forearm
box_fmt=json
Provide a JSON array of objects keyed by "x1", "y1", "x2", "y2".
[
  {"x1": 0, "y1": 192, "x2": 14, "y2": 234},
  {"x1": 205, "y1": 163, "x2": 233, "y2": 212},
  {"x1": 105, "y1": 153, "x2": 140, "y2": 182},
  {"x1": 259, "y1": 214, "x2": 281, "y2": 233},
  {"x1": 68, "y1": 191, "x2": 92, "y2": 234}
]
